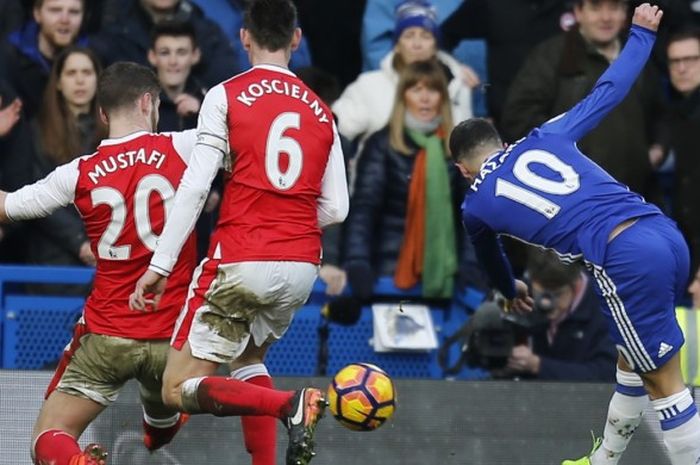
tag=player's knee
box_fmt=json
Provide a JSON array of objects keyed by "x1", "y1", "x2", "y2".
[{"x1": 161, "y1": 377, "x2": 184, "y2": 410}]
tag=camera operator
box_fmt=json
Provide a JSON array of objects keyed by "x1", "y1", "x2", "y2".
[{"x1": 497, "y1": 249, "x2": 617, "y2": 381}]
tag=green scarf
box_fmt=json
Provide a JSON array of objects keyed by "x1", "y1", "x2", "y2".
[{"x1": 406, "y1": 128, "x2": 458, "y2": 298}]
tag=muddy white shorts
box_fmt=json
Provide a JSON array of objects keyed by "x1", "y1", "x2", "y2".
[{"x1": 171, "y1": 260, "x2": 318, "y2": 364}]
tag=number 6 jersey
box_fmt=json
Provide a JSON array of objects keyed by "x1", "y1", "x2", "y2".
[
  {"x1": 149, "y1": 64, "x2": 348, "y2": 277},
  {"x1": 5, "y1": 130, "x2": 198, "y2": 339}
]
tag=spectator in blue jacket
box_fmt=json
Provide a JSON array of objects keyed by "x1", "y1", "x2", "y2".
[
  {"x1": 189, "y1": 0, "x2": 312, "y2": 72},
  {"x1": 494, "y1": 249, "x2": 617, "y2": 382},
  {"x1": 1, "y1": 0, "x2": 87, "y2": 118},
  {"x1": 90, "y1": 0, "x2": 237, "y2": 89}
]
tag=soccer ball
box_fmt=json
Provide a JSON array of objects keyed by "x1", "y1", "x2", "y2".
[{"x1": 327, "y1": 363, "x2": 396, "y2": 431}]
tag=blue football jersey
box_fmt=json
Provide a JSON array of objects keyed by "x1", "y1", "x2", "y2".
[{"x1": 462, "y1": 25, "x2": 662, "y2": 298}]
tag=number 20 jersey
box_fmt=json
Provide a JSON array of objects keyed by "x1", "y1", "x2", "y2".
[
  {"x1": 72, "y1": 132, "x2": 197, "y2": 339},
  {"x1": 211, "y1": 65, "x2": 336, "y2": 264}
]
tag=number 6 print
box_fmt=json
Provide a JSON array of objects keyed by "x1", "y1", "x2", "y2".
[{"x1": 265, "y1": 112, "x2": 303, "y2": 190}]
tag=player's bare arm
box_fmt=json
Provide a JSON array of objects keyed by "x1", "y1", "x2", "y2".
[{"x1": 632, "y1": 3, "x2": 663, "y2": 31}]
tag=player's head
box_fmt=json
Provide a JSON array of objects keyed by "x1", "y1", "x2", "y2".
[
  {"x1": 97, "y1": 62, "x2": 162, "y2": 131},
  {"x1": 574, "y1": 0, "x2": 627, "y2": 48},
  {"x1": 527, "y1": 249, "x2": 584, "y2": 321},
  {"x1": 241, "y1": 0, "x2": 301, "y2": 61},
  {"x1": 449, "y1": 118, "x2": 503, "y2": 180},
  {"x1": 148, "y1": 21, "x2": 201, "y2": 90},
  {"x1": 667, "y1": 28, "x2": 700, "y2": 96}
]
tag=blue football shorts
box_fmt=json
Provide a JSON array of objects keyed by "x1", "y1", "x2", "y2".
[{"x1": 586, "y1": 215, "x2": 690, "y2": 373}]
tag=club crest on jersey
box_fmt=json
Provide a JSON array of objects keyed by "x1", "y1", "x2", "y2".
[{"x1": 88, "y1": 148, "x2": 166, "y2": 184}]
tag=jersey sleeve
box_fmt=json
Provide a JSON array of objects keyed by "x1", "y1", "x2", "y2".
[
  {"x1": 463, "y1": 212, "x2": 516, "y2": 299},
  {"x1": 4, "y1": 157, "x2": 80, "y2": 221},
  {"x1": 168, "y1": 128, "x2": 198, "y2": 165},
  {"x1": 539, "y1": 25, "x2": 656, "y2": 141},
  {"x1": 317, "y1": 123, "x2": 349, "y2": 228},
  {"x1": 149, "y1": 86, "x2": 227, "y2": 276}
]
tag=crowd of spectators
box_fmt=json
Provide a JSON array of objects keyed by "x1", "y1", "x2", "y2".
[{"x1": 1, "y1": 0, "x2": 700, "y2": 380}]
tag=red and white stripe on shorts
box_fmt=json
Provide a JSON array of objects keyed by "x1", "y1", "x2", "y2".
[{"x1": 171, "y1": 257, "x2": 220, "y2": 350}]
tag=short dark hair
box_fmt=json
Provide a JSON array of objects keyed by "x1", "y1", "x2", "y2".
[
  {"x1": 527, "y1": 249, "x2": 582, "y2": 289},
  {"x1": 243, "y1": 0, "x2": 297, "y2": 52},
  {"x1": 448, "y1": 118, "x2": 502, "y2": 163},
  {"x1": 98, "y1": 62, "x2": 161, "y2": 115},
  {"x1": 150, "y1": 20, "x2": 198, "y2": 49},
  {"x1": 668, "y1": 27, "x2": 700, "y2": 51}
]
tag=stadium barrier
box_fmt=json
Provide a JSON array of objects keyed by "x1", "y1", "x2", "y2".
[
  {"x1": 0, "y1": 371, "x2": 675, "y2": 465},
  {"x1": 0, "y1": 265, "x2": 486, "y2": 379}
]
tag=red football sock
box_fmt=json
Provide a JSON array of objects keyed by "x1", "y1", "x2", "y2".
[
  {"x1": 34, "y1": 429, "x2": 81, "y2": 465},
  {"x1": 196, "y1": 376, "x2": 294, "y2": 418},
  {"x1": 241, "y1": 375, "x2": 277, "y2": 465}
]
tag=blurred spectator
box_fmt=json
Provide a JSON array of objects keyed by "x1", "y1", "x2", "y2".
[
  {"x1": 0, "y1": 0, "x2": 26, "y2": 39},
  {"x1": 361, "y1": 0, "x2": 488, "y2": 116},
  {"x1": 90, "y1": 0, "x2": 237, "y2": 89},
  {"x1": 343, "y1": 60, "x2": 463, "y2": 300},
  {"x1": 501, "y1": 0, "x2": 664, "y2": 198},
  {"x1": 494, "y1": 249, "x2": 617, "y2": 381},
  {"x1": 675, "y1": 266, "x2": 700, "y2": 385},
  {"x1": 333, "y1": 1, "x2": 472, "y2": 145},
  {"x1": 293, "y1": 0, "x2": 366, "y2": 88},
  {"x1": 0, "y1": 79, "x2": 33, "y2": 263},
  {"x1": 26, "y1": 46, "x2": 105, "y2": 274},
  {"x1": 657, "y1": 29, "x2": 700, "y2": 271},
  {"x1": 1, "y1": 0, "x2": 87, "y2": 118},
  {"x1": 189, "y1": 0, "x2": 312, "y2": 72},
  {"x1": 440, "y1": 0, "x2": 573, "y2": 126},
  {"x1": 297, "y1": 66, "x2": 350, "y2": 296},
  {"x1": 148, "y1": 20, "x2": 204, "y2": 132}
]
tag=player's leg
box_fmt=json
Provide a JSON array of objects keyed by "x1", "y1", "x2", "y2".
[
  {"x1": 31, "y1": 331, "x2": 133, "y2": 465},
  {"x1": 583, "y1": 356, "x2": 649, "y2": 465},
  {"x1": 566, "y1": 216, "x2": 697, "y2": 465},
  {"x1": 32, "y1": 392, "x2": 106, "y2": 465},
  {"x1": 640, "y1": 353, "x2": 700, "y2": 465},
  {"x1": 139, "y1": 340, "x2": 189, "y2": 452},
  {"x1": 230, "y1": 339, "x2": 276, "y2": 465}
]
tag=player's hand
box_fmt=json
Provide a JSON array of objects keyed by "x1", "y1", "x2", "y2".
[
  {"x1": 78, "y1": 241, "x2": 96, "y2": 266},
  {"x1": 504, "y1": 279, "x2": 534, "y2": 314},
  {"x1": 0, "y1": 97, "x2": 22, "y2": 137},
  {"x1": 506, "y1": 345, "x2": 541, "y2": 374},
  {"x1": 174, "y1": 94, "x2": 201, "y2": 117},
  {"x1": 130, "y1": 270, "x2": 167, "y2": 311},
  {"x1": 319, "y1": 264, "x2": 348, "y2": 296},
  {"x1": 632, "y1": 3, "x2": 663, "y2": 32}
]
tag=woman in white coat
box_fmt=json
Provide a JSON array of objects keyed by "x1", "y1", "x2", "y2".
[{"x1": 333, "y1": 0, "x2": 473, "y2": 144}]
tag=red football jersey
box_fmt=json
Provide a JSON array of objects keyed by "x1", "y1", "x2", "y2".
[
  {"x1": 70, "y1": 131, "x2": 197, "y2": 339},
  {"x1": 210, "y1": 65, "x2": 337, "y2": 264}
]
